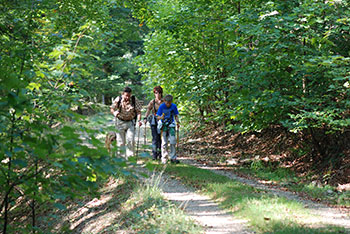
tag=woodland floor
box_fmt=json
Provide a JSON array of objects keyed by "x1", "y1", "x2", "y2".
[
  {"x1": 180, "y1": 124, "x2": 350, "y2": 189},
  {"x1": 139, "y1": 167, "x2": 253, "y2": 234},
  {"x1": 179, "y1": 157, "x2": 350, "y2": 230},
  {"x1": 39, "y1": 116, "x2": 350, "y2": 233}
]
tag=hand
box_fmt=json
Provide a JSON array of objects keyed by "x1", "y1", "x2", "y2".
[
  {"x1": 160, "y1": 113, "x2": 165, "y2": 120},
  {"x1": 177, "y1": 122, "x2": 180, "y2": 128},
  {"x1": 138, "y1": 121, "x2": 142, "y2": 127},
  {"x1": 113, "y1": 110, "x2": 120, "y2": 117},
  {"x1": 143, "y1": 118, "x2": 147, "y2": 124}
]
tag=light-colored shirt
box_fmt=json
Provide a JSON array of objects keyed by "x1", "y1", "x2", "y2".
[{"x1": 110, "y1": 96, "x2": 142, "y2": 121}]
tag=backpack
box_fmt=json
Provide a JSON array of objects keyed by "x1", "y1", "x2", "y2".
[{"x1": 117, "y1": 95, "x2": 137, "y2": 125}]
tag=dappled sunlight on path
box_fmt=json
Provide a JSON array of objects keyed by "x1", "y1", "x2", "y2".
[
  {"x1": 180, "y1": 157, "x2": 350, "y2": 230},
  {"x1": 153, "y1": 172, "x2": 253, "y2": 234}
]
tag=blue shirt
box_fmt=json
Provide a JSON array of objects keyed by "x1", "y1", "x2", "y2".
[{"x1": 157, "y1": 103, "x2": 179, "y2": 124}]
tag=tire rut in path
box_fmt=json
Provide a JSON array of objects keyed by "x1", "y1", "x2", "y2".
[
  {"x1": 135, "y1": 123, "x2": 252, "y2": 233},
  {"x1": 179, "y1": 157, "x2": 350, "y2": 230},
  {"x1": 142, "y1": 170, "x2": 253, "y2": 234}
]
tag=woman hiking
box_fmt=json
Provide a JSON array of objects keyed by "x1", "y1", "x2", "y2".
[{"x1": 143, "y1": 86, "x2": 164, "y2": 160}]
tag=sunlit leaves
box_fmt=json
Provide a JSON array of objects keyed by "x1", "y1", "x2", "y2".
[
  {"x1": 132, "y1": 0, "x2": 350, "y2": 136},
  {"x1": 0, "y1": 0, "x2": 140, "y2": 232}
]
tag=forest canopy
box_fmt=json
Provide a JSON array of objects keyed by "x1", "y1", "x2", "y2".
[
  {"x1": 129, "y1": 0, "x2": 350, "y2": 160},
  {"x1": 1, "y1": 0, "x2": 350, "y2": 232},
  {"x1": 1, "y1": 0, "x2": 145, "y2": 232}
]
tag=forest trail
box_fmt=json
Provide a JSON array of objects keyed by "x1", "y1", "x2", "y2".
[
  {"x1": 75, "y1": 116, "x2": 350, "y2": 233},
  {"x1": 133, "y1": 121, "x2": 254, "y2": 233},
  {"x1": 132, "y1": 120, "x2": 350, "y2": 233},
  {"x1": 139, "y1": 169, "x2": 253, "y2": 234},
  {"x1": 178, "y1": 157, "x2": 350, "y2": 230},
  {"x1": 134, "y1": 119, "x2": 350, "y2": 233},
  {"x1": 77, "y1": 119, "x2": 255, "y2": 233}
]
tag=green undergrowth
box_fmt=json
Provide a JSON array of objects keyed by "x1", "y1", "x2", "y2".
[
  {"x1": 237, "y1": 159, "x2": 350, "y2": 207},
  {"x1": 146, "y1": 161, "x2": 348, "y2": 234}
]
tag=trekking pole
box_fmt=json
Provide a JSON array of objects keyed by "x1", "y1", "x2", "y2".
[
  {"x1": 176, "y1": 125, "x2": 180, "y2": 156},
  {"x1": 144, "y1": 122, "x2": 147, "y2": 147},
  {"x1": 160, "y1": 113, "x2": 165, "y2": 143},
  {"x1": 136, "y1": 124, "x2": 141, "y2": 158}
]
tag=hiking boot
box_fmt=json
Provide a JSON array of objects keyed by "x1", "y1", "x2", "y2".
[{"x1": 170, "y1": 159, "x2": 180, "y2": 164}]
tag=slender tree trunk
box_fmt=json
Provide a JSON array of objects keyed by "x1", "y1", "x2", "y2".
[
  {"x1": 302, "y1": 38, "x2": 307, "y2": 94},
  {"x1": 3, "y1": 192, "x2": 10, "y2": 234},
  {"x1": 31, "y1": 160, "x2": 38, "y2": 233},
  {"x1": 3, "y1": 111, "x2": 16, "y2": 234},
  {"x1": 31, "y1": 196, "x2": 36, "y2": 233}
]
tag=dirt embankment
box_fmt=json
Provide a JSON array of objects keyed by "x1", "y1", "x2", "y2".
[{"x1": 180, "y1": 124, "x2": 350, "y2": 189}]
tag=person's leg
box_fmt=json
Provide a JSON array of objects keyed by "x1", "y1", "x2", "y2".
[
  {"x1": 151, "y1": 125, "x2": 159, "y2": 160},
  {"x1": 155, "y1": 130, "x2": 162, "y2": 159},
  {"x1": 115, "y1": 119, "x2": 127, "y2": 158},
  {"x1": 125, "y1": 121, "x2": 136, "y2": 159},
  {"x1": 168, "y1": 127, "x2": 178, "y2": 162},
  {"x1": 161, "y1": 130, "x2": 169, "y2": 164}
]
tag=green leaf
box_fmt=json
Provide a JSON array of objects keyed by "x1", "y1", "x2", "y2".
[
  {"x1": 27, "y1": 82, "x2": 41, "y2": 91},
  {"x1": 11, "y1": 159, "x2": 27, "y2": 167}
]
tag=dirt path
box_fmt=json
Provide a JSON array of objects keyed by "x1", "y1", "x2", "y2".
[
  {"x1": 141, "y1": 170, "x2": 253, "y2": 234},
  {"x1": 76, "y1": 117, "x2": 255, "y2": 233},
  {"x1": 134, "y1": 123, "x2": 254, "y2": 233},
  {"x1": 179, "y1": 157, "x2": 350, "y2": 230},
  {"x1": 107, "y1": 116, "x2": 350, "y2": 232}
]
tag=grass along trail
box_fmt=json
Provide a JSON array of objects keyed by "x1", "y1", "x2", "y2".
[
  {"x1": 179, "y1": 157, "x2": 350, "y2": 230},
  {"x1": 140, "y1": 169, "x2": 253, "y2": 234},
  {"x1": 135, "y1": 113, "x2": 349, "y2": 233},
  {"x1": 77, "y1": 114, "x2": 255, "y2": 233},
  {"x1": 134, "y1": 118, "x2": 254, "y2": 233},
  {"x1": 80, "y1": 114, "x2": 349, "y2": 233}
]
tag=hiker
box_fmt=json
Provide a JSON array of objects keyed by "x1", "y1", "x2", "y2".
[
  {"x1": 110, "y1": 86, "x2": 142, "y2": 159},
  {"x1": 156, "y1": 94, "x2": 180, "y2": 164},
  {"x1": 143, "y1": 86, "x2": 164, "y2": 160}
]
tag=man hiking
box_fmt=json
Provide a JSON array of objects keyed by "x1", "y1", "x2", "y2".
[
  {"x1": 110, "y1": 86, "x2": 142, "y2": 159},
  {"x1": 156, "y1": 94, "x2": 180, "y2": 164}
]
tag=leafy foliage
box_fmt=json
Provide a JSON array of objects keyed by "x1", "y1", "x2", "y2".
[
  {"x1": 0, "y1": 0, "x2": 145, "y2": 232},
  {"x1": 130, "y1": 0, "x2": 350, "y2": 157}
]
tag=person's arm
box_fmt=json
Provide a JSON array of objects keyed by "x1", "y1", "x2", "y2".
[
  {"x1": 110, "y1": 97, "x2": 120, "y2": 117},
  {"x1": 175, "y1": 115, "x2": 180, "y2": 128},
  {"x1": 157, "y1": 113, "x2": 165, "y2": 120},
  {"x1": 173, "y1": 104, "x2": 180, "y2": 128},
  {"x1": 143, "y1": 102, "x2": 152, "y2": 124},
  {"x1": 156, "y1": 104, "x2": 164, "y2": 120},
  {"x1": 143, "y1": 109, "x2": 150, "y2": 124},
  {"x1": 110, "y1": 107, "x2": 119, "y2": 116},
  {"x1": 135, "y1": 98, "x2": 143, "y2": 126},
  {"x1": 137, "y1": 112, "x2": 142, "y2": 126}
]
